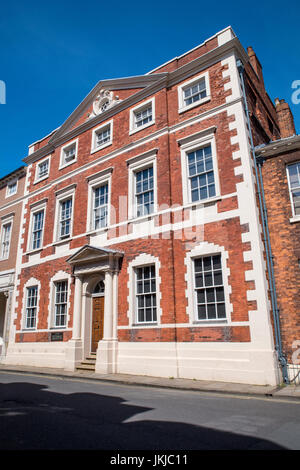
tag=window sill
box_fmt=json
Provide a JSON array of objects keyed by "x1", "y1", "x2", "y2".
[
  {"x1": 87, "y1": 227, "x2": 108, "y2": 236},
  {"x1": 34, "y1": 175, "x2": 49, "y2": 185},
  {"x1": 184, "y1": 195, "x2": 222, "y2": 209},
  {"x1": 25, "y1": 248, "x2": 43, "y2": 256},
  {"x1": 129, "y1": 120, "x2": 155, "y2": 136},
  {"x1": 59, "y1": 159, "x2": 77, "y2": 170},
  {"x1": 193, "y1": 319, "x2": 228, "y2": 325},
  {"x1": 128, "y1": 213, "x2": 156, "y2": 224},
  {"x1": 52, "y1": 237, "x2": 72, "y2": 247},
  {"x1": 90, "y1": 141, "x2": 112, "y2": 155},
  {"x1": 131, "y1": 323, "x2": 158, "y2": 328},
  {"x1": 178, "y1": 96, "x2": 211, "y2": 114},
  {"x1": 290, "y1": 217, "x2": 300, "y2": 224}
]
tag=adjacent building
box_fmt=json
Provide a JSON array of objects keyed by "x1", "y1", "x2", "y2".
[
  {"x1": 0, "y1": 166, "x2": 26, "y2": 360},
  {"x1": 256, "y1": 119, "x2": 300, "y2": 383},
  {"x1": 1, "y1": 26, "x2": 298, "y2": 386}
]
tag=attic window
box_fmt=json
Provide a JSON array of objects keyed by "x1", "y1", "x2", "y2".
[
  {"x1": 91, "y1": 120, "x2": 113, "y2": 153},
  {"x1": 129, "y1": 98, "x2": 155, "y2": 135},
  {"x1": 60, "y1": 140, "x2": 78, "y2": 169}
]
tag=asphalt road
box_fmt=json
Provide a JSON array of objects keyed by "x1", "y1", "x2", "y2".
[{"x1": 0, "y1": 371, "x2": 299, "y2": 451}]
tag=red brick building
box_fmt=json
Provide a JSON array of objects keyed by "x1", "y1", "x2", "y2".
[{"x1": 3, "y1": 26, "x2": 296, "y2": 385}]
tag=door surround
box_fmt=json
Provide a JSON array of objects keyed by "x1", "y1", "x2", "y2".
[{"x1": 66, "y1": 245, "x2": 123, "y2": 371}]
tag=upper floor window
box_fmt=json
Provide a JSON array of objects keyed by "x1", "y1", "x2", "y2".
[
  {"x1": 287, "y1": 162, "x2": 300, "y2": 218},
  {"x1": 30, "y1": 210, "x2": 45, "y2": 251},
  {"x1": 91, "y1": 120, "x2": 113, "y2": 153},
  {"x1": 178, "y1": 72, "x2": 210, "y2": 113},
  {"x1": 0, "y1": 222, "x2": 12, "y2": 259},
  {"x1": 58, "y1": 198, "x2": 72, "y2": 239},
  {"x1": 129, "y1": 98, "x2": 155, "y2": 135},
  {"x1": 179, "y1": 130, "x2": 219, "y2": 207},
  {"x1": 127, "y1": 149, "x2": 157, "y2": 219},
  {"x1": 193, "y1": 255, "x2": 226, "y2": 321},
  {"x1": 6, "y1": 180, "x2": 17, "y2": 197},
  {"x1": 35, "y1": 157, "x2": 50, "y2": 182},
  {"x1": 93, "y1": 183, "x2": 109, "y2": 229},
  {"x1": 135, "y1": 166, "x2": 154, "y2": 217},
  {"x1": 187, "y1": 144, "x2": 216, "y2": 202},
  {"x1": 60, "y1": 140, "x2": 78, "y2": 168}
]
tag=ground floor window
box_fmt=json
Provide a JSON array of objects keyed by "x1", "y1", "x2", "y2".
[
  {"x1": 194, "y1": 254, "x2": 226, "y2": 320},
  {"x1": 25, "y1": 286, "x2": 38, "y2": 328},
  {"x1": 54, "y1": 280, "x2": 68, "y2": 327},
  {"x1": 135, "y1": 265, "x2": 157, "y2": 323}
]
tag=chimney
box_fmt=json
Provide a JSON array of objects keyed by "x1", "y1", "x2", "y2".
[
  {"x1": 247, "y1": 46, "x2": 265, "y2": 88},
  {"x1": 275, "y1": 98, "x2": 296, "y2": 138}
]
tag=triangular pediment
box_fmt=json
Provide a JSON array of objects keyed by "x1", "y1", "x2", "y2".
[
  {"x1": 67, "y1": 245, "x2": 123, "y2": 266},
  {"x1": 50, "y1": 74, "x2": 168, "y2": 145}
]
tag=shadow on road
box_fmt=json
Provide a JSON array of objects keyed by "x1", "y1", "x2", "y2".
[{"x1": 0, "y1": 380, "x2": 286, "y2": 450}]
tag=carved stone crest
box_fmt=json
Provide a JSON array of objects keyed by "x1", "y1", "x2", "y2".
[{"x1": 88, "y1": 89, "x2": 121, "y2": 119}]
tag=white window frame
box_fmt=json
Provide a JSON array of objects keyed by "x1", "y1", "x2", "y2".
[
  {"x1": 127, "y1": 253, "x2": 162, "y2": 327},
  {"x1": 53, "y1": 280, "x2": 69, "y2": 328},
  {"x1": 178, "y1": 71, "x2": 211, "y2": 114},
  {"x1": 48, "y1": 271, "x2": 71, "y2": 330},
  {"x1": 286, "y1": 161, "x2": 300, "y2": 220},
  {"x1": 59, "y1": 139, "x2": 78, "y2": 169},
  {"x1": 192, "y1": 254, "x2": 226, "y2": 322},
  {"x1": 86, "y1": 168, "x2": 112, "y2": 233},
  {"x1": 127, "y1": 149, "x2": 158, "y2": 220},
  {"x1": 91, "y1": 120, "x2": 113, "y2": 154},
  {"x1": 0, "y1": 215, "x2": 13, "y2": 260},
  {"x1": 22, "y1": 277, "x2": 41, "y2": 331},
  {"x1": 27, "y1": 201, "x2": 47, "y2": 253},
  {"x1": 53, "y1": 186, "x2": 76, "y2": 243},
  {"x1": 184, "y1": 242, "x2": 232, "y2": 324},
  {"x1": 5, "y1": 179, "x2": 18, "y2": 198},
  {"x1": 129, "y1": 98, "x2": 155, "y2": 135},
  {"x1": 179, "y1": 130, "x2": 220, "y2": 207},
  {"x1": 135, "y1": 264, "x2": 157, "y2": 324},
  {"x1": 35, "y1": 156, "x2": 51, "y2": 183}
]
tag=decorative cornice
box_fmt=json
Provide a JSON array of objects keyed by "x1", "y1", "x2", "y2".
[
  {"x1": 0, "y1": 166, "x2": 26, "y2": 188},
  {"x1": 23, "y1": 37, "x2": 249, "y2": 166},
  {"x1": 86, "y1": 166, "x2": 113, "y2": 183},
  {"x1": 177, "y1": 126, "x2": 217, "y2": 146},
  {"x1": 255, "y1": 135, "x2": 300, "y2": 158}
]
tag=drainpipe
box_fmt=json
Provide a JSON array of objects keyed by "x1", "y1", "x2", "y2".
[{"x1": 236, "y1": 59, "x2": 289, "y2": 384}]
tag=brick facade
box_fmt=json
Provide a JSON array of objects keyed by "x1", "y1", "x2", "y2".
[{"x1": 2, "y1": 26, "x2": 295, "y2": 385}]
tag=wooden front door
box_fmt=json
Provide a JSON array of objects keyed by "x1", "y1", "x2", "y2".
[{"x1": 91, "y1": 296, "x2": 104, "y2": 353}]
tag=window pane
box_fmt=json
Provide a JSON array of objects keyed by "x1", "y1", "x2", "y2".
[{"x1": 198, "y1": 305, "x2": 206, "y2": 320}]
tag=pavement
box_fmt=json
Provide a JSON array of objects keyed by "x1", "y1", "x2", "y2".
[{"x1": 0, "y1": 363, "x2": 300, "y2": 400}]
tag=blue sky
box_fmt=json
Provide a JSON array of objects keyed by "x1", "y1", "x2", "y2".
[{"x1": 0, "y1": 0, "x2": 299, "y2": 178}]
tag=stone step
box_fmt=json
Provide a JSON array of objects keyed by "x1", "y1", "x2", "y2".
[
  {"x1": 76, "y1": 354, "x2": 97, "y2": 371},
  {"x1": 76, "y1": 363, "x2": 96, "y2": 371}
]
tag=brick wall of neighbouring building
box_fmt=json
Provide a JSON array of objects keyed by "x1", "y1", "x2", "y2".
[{"x1": 258, "y1": 144, "x2": 300, "y2": 365}]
